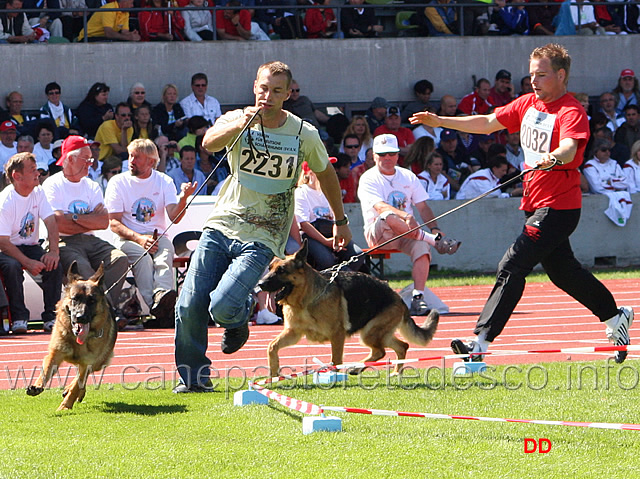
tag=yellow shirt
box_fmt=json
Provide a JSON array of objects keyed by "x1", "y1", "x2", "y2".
[
  {"x1": 94, "y1": 120, "x2": 133, "y2": 161},
  {"x1": 78, "y1": 2, "x2": 130, "y2": 40}
]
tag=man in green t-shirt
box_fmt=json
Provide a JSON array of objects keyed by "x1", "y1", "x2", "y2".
[{"x1": 174, "y1": 61, "x2": 352, "y2": 393}]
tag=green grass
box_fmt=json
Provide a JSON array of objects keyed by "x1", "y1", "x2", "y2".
[
  {"x1": 3, "y1": 268, "x2": 640, "y2": 478},
  {"x1": 2, "y1": 361, "x2": 640, "y2": 478}
]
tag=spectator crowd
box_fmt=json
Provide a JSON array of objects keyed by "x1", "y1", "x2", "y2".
[
  {"x1": 1, "y1": 63, "x2": 639, "y2": 335},
  {"x1": 2, "y1": 0, "x2": 640, "y2": 44}
]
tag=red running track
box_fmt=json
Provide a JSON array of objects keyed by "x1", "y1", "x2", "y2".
[{"x1": 1, "y1": 278, "x2": 638, "y2": 390}]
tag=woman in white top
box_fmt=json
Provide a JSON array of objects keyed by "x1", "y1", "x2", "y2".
[
  {"x1": 295, "y1": 161, "x2": 367, "y2": 272},
  {"x1": 417, "y1": 151, "x2": 451, "y2": 200},
  {"x1": 623, "y1": 139, "x2": 640, "y2": 194},
  {"x1": 583, "y1": 138, "x2": 629, "y2": 194},
  {"x1": 32, "y1": 122, "x2": 55, "y2": 171}
]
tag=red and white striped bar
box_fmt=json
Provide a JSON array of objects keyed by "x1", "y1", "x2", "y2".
[
  {"x1": 250, "y1": 383, "x2": 323, "y2": 416},
  {"x1": 336, "y1": 345, "x2": 640, "y2": 370},
  {"x1": 321, "y1": 406, "x2": 640, "y2": 431}
]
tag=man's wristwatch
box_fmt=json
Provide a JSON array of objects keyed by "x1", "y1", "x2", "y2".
[{"x1": 335, "y1": 215, "x2": 349, "y2": 226}]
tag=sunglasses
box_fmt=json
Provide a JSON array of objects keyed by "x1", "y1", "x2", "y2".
[
  {"x1": 133, "y1": 91, "x2": 145, "y2": 95},
  {"x1": 291, "y1": 88, "x2": 300, "y2": 93},
  {"x1": 95, "y1": 85, "x2": 109, "y2": 93},
  {"x1": 193, "y1": 83, "x2": 207, "y2": 87},
  {"x1": 47, "y1": 90, "x2": 60, "y2": 95},
  {"x1": 599, "y1": 148, "x2": 611, "y2": 152},
  {"x1": 109, "y1": 169, "x2": 122, "y2": 174},
  {"x1": 377, "y1": 152, "x2": 398, "y2": 157},
  {"x1": 344, "y1": 144, "x2": 360, "y2": 149}
]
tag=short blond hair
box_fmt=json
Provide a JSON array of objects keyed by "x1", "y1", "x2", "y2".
[
  {"x1": 256, "y1": 61, "x2": 292, "y2": 89},
  {"x1": 530, "y1": 43, "x2": 571, "y2": 85},
  {"x1": 127, "y1": 138, "x2": 160, "y2": 167}
]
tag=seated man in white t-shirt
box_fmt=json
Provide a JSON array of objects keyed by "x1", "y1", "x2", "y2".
[
  {"x1": 104, "y1": 139, "x2": 196, "y2": 328},
  {"x1": 357, "y1": 134, "x2": 460, "y2": 316},
  {"x1": 42, "y1": 136, "x2": 129, "y2": 325},
  {"x1": 0, "y1": 152, "x2": 62, "y2": 334}
]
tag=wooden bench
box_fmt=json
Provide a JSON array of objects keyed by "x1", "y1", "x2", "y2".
[{"x1": 363, "y1": 248, "x2": 402, "y2": 279}]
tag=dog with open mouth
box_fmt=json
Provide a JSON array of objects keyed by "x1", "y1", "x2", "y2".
[
  {"x1": 26, "y1": 262, "x2": 117, "y2": 410},
  {"x1": 259, "y1": 240, "x2": 439, "y2": 378}
]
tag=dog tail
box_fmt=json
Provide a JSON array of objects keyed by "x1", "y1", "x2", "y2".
[{"x1": 399, "y1": 309, "x2": 439, "y2": 346}]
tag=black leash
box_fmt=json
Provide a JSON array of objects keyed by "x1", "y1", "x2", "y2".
[{"x1": 323, "y1": 161, "x2": 559, "y2": 278}]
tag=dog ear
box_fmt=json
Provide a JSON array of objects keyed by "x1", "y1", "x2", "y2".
[
  {"x1": 66, "y1": 261, "x2": 82, "y2": 283},
  {"x1": 88, "y1": 262, "x2": 105, "y2": 286},
  {"x1": 295, "y1": 238, "x2": 309, "y2": 264}
]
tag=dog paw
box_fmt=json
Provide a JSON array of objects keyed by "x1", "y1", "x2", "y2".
[{"x1": 26, "y1": 385, "x2": 44, "y2": 396}]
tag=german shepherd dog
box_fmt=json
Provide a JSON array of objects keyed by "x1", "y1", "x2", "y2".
[
  {"x1": 259, "y1": 241, "x2": 439, "y2": 378},
  {"x1": 26, "y1": 262, "x2": 117, "y2": 410}
]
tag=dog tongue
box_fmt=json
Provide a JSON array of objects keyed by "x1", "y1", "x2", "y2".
[{"x1": 75, "y1": 323, "x2": 90, "y2": 345}]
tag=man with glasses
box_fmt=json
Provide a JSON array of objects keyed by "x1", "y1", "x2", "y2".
[
  {"x1": 42, "y1": 136, "x2": 129, "y2": 327},
  {"x1": 94, "y1": 102, "x2": 134, "y2": 161},
  {"x1": 179, "y1": 73, "x2": 221, "y2": 126},
  {"x1": 39, "y1": 82, "x2": 76, "y2": 140},
  {"x1": 283, "y1": 79, "x2": 329, "y2": 130},
  {"x1": 358, "y1": 134, "x2": 456, "y2": 316},
  {"x1": 341, "y1": 133, "x2": 362, "y2": 167}
]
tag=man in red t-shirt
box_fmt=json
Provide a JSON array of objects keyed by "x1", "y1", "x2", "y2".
[
  {"x1": 458, "y1": 78, "x2": 493, "y2": 116},
  {"x1": 410, "y1": 43, "x2": 634, "y2": 364},
  {"x1": 488, "y1": 69, "x2": 515, "y2": 108},
  {"x1": 373, "y1": 105, "x2": 415, "y2": 166},
  {"x1": 215, "y1": 0, "x2": 252, "y2": 41}
]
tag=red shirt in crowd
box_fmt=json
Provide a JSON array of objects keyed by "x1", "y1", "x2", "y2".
[{"x1": 215, "y1": 9, "x2": 251, "y2": 36}]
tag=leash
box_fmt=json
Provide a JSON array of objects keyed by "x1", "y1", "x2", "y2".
[
  {"x1": 322, "y1": 161, "x2": 560, "y2": 282},
  {"x1": 104, "y1": 108, "x2": 263, "y2": 296}
]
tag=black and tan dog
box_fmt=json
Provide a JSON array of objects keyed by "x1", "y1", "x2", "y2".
[
  {"x1": 26, "y1": 262, "x2": 117, "y2": 410},
  {"x1": 259, "y1": 241, "x2": 439, "y2": 378}
]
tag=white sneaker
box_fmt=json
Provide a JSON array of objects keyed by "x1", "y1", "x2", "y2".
[
  {"x1": 255, "y1": 309, "x2": 282, "y2": 325},
  {"x1": 605, "y1": 306, "x2": 634, "y2": 363},
  {"x1": 11, "y1": 320, "x2": 28, "y2": 334},
  {"x1": 43, "y1": 320, "x2": 55, "y2": 333}
]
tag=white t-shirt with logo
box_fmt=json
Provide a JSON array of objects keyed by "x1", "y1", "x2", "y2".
[
  {"x1": 357, "y1": 166, "x2": 429, "y2": 234},
  {"x1": 42, "y1": 172, "x2": 105, "y2": 236},
  {"x1": 104, "y1": 170, "x2": 178, "y2": 234},
  {"x1": 0, "y1": 185, "x2": 54, "y2": 246},
  {"x1": 294, "y1": 183, "x2": 333, "y2": 224}
]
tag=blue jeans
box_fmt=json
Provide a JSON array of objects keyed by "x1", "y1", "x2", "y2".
[{"x1": 174, "y1": 228, "x2": 274, "y2": 386}]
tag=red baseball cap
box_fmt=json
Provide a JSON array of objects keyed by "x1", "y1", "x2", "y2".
[
  {"x1": 620, "y1": 69, "x2": 635, "y2": 78},
  {"x1": 56, "y1": 135, "x2": 90, "y2": 165},
  {"x1": 0, "y1": 120, "x2": 17, "y2": 132},
  {"x1": 302, "y1": 157, "x2": 337, "y2": 174}
]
